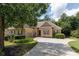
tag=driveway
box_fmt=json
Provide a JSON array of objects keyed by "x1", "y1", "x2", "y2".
[{"x1": 24, "y1": 37, "x2": 79, "y2": 56}]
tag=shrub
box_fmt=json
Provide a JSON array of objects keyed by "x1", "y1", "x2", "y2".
[
  {"x1": 71, "y1": 29, "x2": 79, "y2": 38},
  {"x1": 15, "y1": 35, "x2": 25, "y2": 39},
  {"x1": 5, "y1": 35, "x2": 15, "y2": 42},
  {"x1": 15, "y1": 38, "x2": 33, "y2": 43},
  {"x1": 55, "y1": 33, "x2": 65, "y2": 39},
  {"x1": 0, "y1": 49, "x2": 4, "y2": 56},
  {"x1": 5, "y1": 36, "x2": 9, "y2": 41},
  {"x1": 9, "y1": 35, "x2": 15, "y2": 42}
]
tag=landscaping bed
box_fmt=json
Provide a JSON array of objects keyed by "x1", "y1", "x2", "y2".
[{"x1": 4, "y1": 38, "x2": 37, "y2": 56}]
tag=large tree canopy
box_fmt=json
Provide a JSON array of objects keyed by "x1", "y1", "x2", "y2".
[
  {"x1": 0, "y1": 3, "x2": 48, "y2": 48},
  {"x1": 1, "y1": 3, "x2": 48, "y2": 28}
]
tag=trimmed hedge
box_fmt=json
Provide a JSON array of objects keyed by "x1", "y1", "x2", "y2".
[
  {"x1": 55, "y1": 33, "x2": 65, "y2": 39},
  {"x1": 15, "y1": 38, "x2": 34, "y2": 43},
  {"x1": 15, "y1": 36, "x2": 25, "y2": 39},
  {"x1": 5, "y1": 35, "x2": 25, "y2": 40}
]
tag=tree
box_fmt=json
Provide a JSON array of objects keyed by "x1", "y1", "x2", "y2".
[
  {"x1": 44, "y1": 15, "x2": 50, "y2": 21},
  {"x1": 13, "y1": 4, "x2": 48, "y2": 35},
  {"x1": 57, "y1": 12, "x2": 79, "y2": 37},
  {"x1": 61, "y1": 25, "x2": 71, "y2": 37},
  {"x1": 76, "y1": 11, "x2": 79, "y2": 19},
  {"x1": 0, "y1": 3, "x2": 48, "y2": 48},
  {"x1": 60, "y1": 13, "x2": 67, "y2": 21},
  {"x1": 70, "y1": 16, "x2": 79, "y2": 30},
  {"x1": 71, "y1": 29, "x2": 79, "y2": 38},
  {"x1": 0, "y1": 4, "x2": 15, "y2": 48},
  {"x1": 0, "y1": 16, "x2": 4, "y2": 48},
  {"x1": 57, "y1": 13, "x2": 71, "y2": 37}
]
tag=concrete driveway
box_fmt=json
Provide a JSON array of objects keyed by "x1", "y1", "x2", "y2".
[{"x1": 24, "y1": 37, "x2": 79, "y2": 56}]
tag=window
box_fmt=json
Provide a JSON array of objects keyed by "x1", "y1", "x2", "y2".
[{"x1": 43, "y1": 29, "x2": 49, "y2": 35}]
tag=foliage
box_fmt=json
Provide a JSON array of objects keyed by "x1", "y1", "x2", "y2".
[
  {"x1": 57, "y1": 12, "x2": 79, "y2": 37},
  {"x1": 9, "y1": 35, "x2": 15, "y2": 42},
  {"x1": 5, "y1": 36, "x2": 9, "y2": 41},
  {"x1": 71, "y1": 29, "x2": 79, "y2": 38},
  {"x1": 4, "y1": 38, "x2": 37, "y2": 56},
  {"x1": 0, "y1": 49, "x2": 4, "y2": 56},
  {"x1": 15, "y1": 38, "x2": 33, "y2": 43},
  {"x1": 4, "y1": 38, "x2": 35, "y2": 47},
  {"x1": 5, "y1": 35, "x2": 15, "y2": 42},
  {"x1": 70, "y1": 16, "x2": 79, "y2": 30},
  {"x1": 62, "y1": 26, "x2": 71, "y2": 37},
  {"x1": 5, "y1": 43, "x2": 37, "y2": 56},
  {"x1": 0, "y1": 3, "x2": 48, "y2": 28},
  {"x1": 55, "y1": 33, "x2": 65, "y2": 39},
  {"x1": 0, "y1": 3, "x2": 48, "y2": 47},
  {"x1": 44, "y1": 15, "x2": 50, "y2": 21},
  {"x1": 15, "y1": 35, "x2": 25, "y2": 39}
]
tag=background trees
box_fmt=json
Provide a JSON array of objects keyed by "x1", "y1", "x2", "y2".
[{"x1": 57, "y1": 12, "x2": 79, "y2": 37}]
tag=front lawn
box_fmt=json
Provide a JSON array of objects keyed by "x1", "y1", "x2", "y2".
[
  {"x1": 4, "y1": 38, "x2": 37, "y2": 56},
  {"x1": 4, "y1": 41, "x2": 16, "y2": 47},
  {"x1": 68, "y1": 38, "x2": 79, "y2": 53},
  {"x1": 69, "y1": 37, "x2": 79, "y2": 40}
]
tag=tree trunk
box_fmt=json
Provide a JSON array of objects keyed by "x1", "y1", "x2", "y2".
[
  {"x1": 0, "y1": 16, "x2": 4, "y2": 48},
  {"x1": 21, "y1": 25, "x2": 24, "y2": 36}
]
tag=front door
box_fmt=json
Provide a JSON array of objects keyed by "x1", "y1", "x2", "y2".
[{"x1": 38, "y1": 30, "x2": 41, "y2": 36}]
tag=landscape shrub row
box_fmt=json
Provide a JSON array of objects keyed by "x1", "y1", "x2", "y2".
[
  {"x1": 5, "y1": 35, "x2": 25, "y2": 41},
  {"x1": 54, "y1": 33, "x2": 65, "y2": 39},
  {"x1": 15, "y1": 38, "x2": 34, "y2": 43}
]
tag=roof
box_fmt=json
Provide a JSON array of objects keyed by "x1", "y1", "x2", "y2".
[
  {"x1": 36, "y1": 21, "x2": 62, "y2": 29},
  {"x1": 37, "y1": 21, "x2": 45, "y2": 28}
]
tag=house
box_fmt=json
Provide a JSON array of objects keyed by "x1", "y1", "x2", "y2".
[
  {"x1": 35, "y1": 21, "x2": 61, "y2": 37},
  {"x1": 5, "y1": 21, "x2": 62, "y2": 37}
]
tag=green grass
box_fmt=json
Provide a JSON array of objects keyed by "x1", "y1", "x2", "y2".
[
  {"x1": 68, "y1": 37, "x2": 79, "y2": 53},
  {"x1": 69, "y1": 41, "x2": 79, "y2": 49},
  {"x1": 4, "y1": 41, "x2": 16, "y2": 47},
  {"x1": 69, "y1": 37, "x2": 79, "y2": 40},
  {"x1": 5, "y1": 38, "x2": 36, "y2": 47},
  {"x1": 69, "y1": 39, "x2": 79, "y2": 53},
  {"x1": 4, "y1": 38, "x2": 37, "y2": 56}
]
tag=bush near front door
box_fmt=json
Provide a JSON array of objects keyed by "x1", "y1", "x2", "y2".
[{"x1": 55, "y1": 33, "x2": 65, "y2": 39}]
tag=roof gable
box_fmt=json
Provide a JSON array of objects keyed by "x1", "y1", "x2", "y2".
[
  {"x1": 41, "y1": 22, "x2": 51, "y2": 27},
  {"x1": 37, "y1": 21, "x2": 62, "y2": 29}
]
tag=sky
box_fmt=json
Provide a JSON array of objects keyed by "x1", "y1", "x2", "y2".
[{"x1": 40, "y1": 3, "x2": 79, "y2": 21}]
